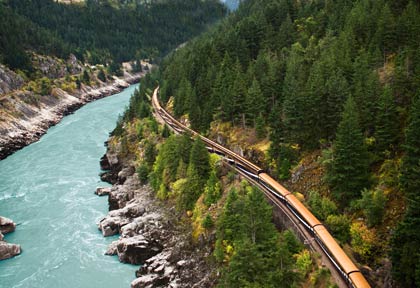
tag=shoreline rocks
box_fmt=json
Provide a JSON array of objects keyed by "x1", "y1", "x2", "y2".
[
  {"x1": 0, "y1": 216, "x2": 16, "y2": 234},
  {"x1": 0, "y1": 216, "x2": 21, "y2": 261},
  {"x1": 0, "y1": 71, "x2": 143, "y2": 160},
  {"x1": 97, "y1": 150, "x2": 217, "y2": 287}
]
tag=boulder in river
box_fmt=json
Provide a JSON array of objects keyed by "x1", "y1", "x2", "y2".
[
  {"x1": 95, "y1": 187, "x2": 111, "y2": 196},
  {"x1": 0, "y1": 216, "x2": 16, "y2": 234},
  {"x1": 0, "y1": 241, "x2": 21, "y2": 260},
  {"x1": 109, "y1": 235, "x2": 163, "y2": 264},
  {"x1": 98, "y1": 199, "x2": 146, "y2": 237}
]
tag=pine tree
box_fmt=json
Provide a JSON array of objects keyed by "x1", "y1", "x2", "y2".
[
  {"x1": 161, "y1": 124, "x2": 171, "y2": 138},
  {"x1": 189, "y1": 137, "x2": 210, "y2": 181},
  {"x1": 374, "y1": 86, "x2": 399, "y2": 153},
  {"x1": 328, "y1": 97, "x2": 370, "y2": 207},
  {"x1": 231, "y1": 61, "x2": 247, "y2": 126},
  {"x1": 246, "y1": 78, "x2": 264, "y2": 126},
  {"x1": 391, "y1": 95, "x2": 420, "y2": 287},
  {"x1": 178, "y1": 164, "x2": 202, "y2": 211},
  {"x1": 282, "y1": 43, "x2": 308, "y2": 146},
  {"x1": 98, "y1": 68, "x2": 106, "y2": 82},
  {"x1": 216, "y1": 53, "x2": 235, "y2": 122},
  {"x1": 352, "y1": 52, "x2": 380, "y2": 135},
  {"x1": 174, "y1": 77, "x2": 192, "y2": 117},
  {"x1": 255, "y1": 113, "x2": 266, "y2": 139},
  {"x1": 218, "y1": 187, "x2": 299, "y2": 287},
  {"x1": 204, "y1": 169, "x2": 221, "y2": 206},
  {"x1": 82, "y1": 69, "x2": 90, "y2": 84}
]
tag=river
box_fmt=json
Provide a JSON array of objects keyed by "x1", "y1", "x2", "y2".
[{"x1": 0, "y1": 84, "x2": 139, "y2": 288}]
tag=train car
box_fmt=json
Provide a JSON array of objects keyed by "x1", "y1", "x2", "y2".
[
  {"x1": 348, "y1": 271, "x2": 371, "y2": 288},
  {"x1": 314, "y1": 225, "x2": 370, "y2": 288},
  {"x1": 285, "y1": 193, "x2": 322, "y2": 230},
  {"x1": 259, "y1": 173, "x2": 292, "y2": 197},
  {"x1": 152, "y1": 86, "x2": 370, "y2": 288}
]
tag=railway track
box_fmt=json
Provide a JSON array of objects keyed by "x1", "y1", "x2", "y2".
[{"x1": 151, "y1": 87, "x2": 370, "y2": 288}]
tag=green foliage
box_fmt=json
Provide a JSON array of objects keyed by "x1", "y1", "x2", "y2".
[
  {"x1": 204, "y1": 169, "x2": 222, "y2": 206},
  {"x1": 307, "y1": 191, "x2": 338, "y2": 221},
  {"x1": 151, "y1": 135, "x2": 192, "y2": 190},
  {"x1": 350, "y1": 222, "x2": 376, "y2": 262},
  {"x1": 276, "y1": 144, "x2": 298, "y2": 180},
  {"x1": 202, "y1": 214, "x2": 214, "y2": 230},
  {"x1": 108, "y1": 62, "x2": 123, "y2": 77},
  {"x1": 161, "y1": 124, "x2": 171, "y2": 138},
  {"x1": 282, "y1": 229, "x2": 304, "y2": 255},
  {"x1": 82, "y1": 70, "x2": 90, "y2": 84},
  {"x1": 327, "y1": 97, "x2": 370, "y2": 207},
  {"x1": 216, "y1": 186, "x2": 300, "y2": 287},
  {"x1": 392, "y1": 95, "x2": 420, "y2": 287},
  {"x1": 374, "y1": 86, "x2": 399, "y2": 154},
  {"x1": 177, "y1": 164, "x2": 202, "y2": 211},
  {"x1": 357, "y1": 189, "x2": 387, "y2": 227},
  {"x1": 150, "y1": 135, "x2": 209, "y2": 211},
  {"x1": 136, "y1": 164, "x2": 149, "y2": 185},
  {"x1": 326, "y1": 214, "x2": 351, "y2": 244},
  {"x1": 110, "y1": 115, "x2": 124, "y2": 137},
  {"x1": 189, "y1": 137, "x2": 210, "y2": 181},
  {"x1": 98, "y1": 68, "x2": 106, "y2": 82},
  {"x1": 143, "y1": 141, "x2": 157, "y2": 168},
  {"x1": 255, "y1": 113, "x2": 266, "y2": 140},
  {"x1": 1, "y1": 0, "x2": 226, "y2": 65},
  {"x1": 295, "y1": 249, "x2": 312, "y2": 279}
]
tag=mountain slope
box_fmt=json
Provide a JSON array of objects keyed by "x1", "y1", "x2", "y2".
[{"x1": 119, "y1": 0, "x2": 420, "y2": 286}]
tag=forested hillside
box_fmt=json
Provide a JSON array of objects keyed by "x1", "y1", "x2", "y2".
[
  {"x1": 0, "y1": 0, "x2": 226, "y2": 74},
  {"x1": 119, "y1": 0, "x2": 420, "y2": 286}
]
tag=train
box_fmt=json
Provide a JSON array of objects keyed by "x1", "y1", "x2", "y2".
[{"x1": 151, "y1": 87, "x2": 370, "y2": 288}]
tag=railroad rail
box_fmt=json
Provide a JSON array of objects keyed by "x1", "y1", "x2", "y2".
[{"x1": 151, "y1": 87, "x2": 370, "y2": 288}]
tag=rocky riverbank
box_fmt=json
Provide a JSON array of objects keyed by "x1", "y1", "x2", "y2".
[
  {"x1": 0, "y1": 216, "x2": 21, "y2": 261},
  {"x1": 0, "y1": 70, "x2": 143, "y2": 160},
  {"x1": 97, "y1": 147, "x2": 217, "y2": 288}
]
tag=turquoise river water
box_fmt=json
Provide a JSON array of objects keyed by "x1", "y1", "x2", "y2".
[{"x1": 0, "y1": 84, "x2": 139, "y2": 288}]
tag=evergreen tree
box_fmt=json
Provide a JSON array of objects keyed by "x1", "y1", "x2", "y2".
[
  {"x1": 178, "y1": 164, "x2": 202, "y2": 211},
  {"x1": 174, "y1": 77, "x2": 192, "y2": 117},
  {"x1": 352, "y1": 52, "x2": 381, "y2": 135},
  {"x1": 98, "y1": 68, "x2": 106, "y2": 82},
  {"x1": 246, "y1": 78, "x2": 264, "y2": 126},
  {"x1": 189, "y1": 137, "x2": 210, "y2": 181},
  {"x1": 231, "y1": 61, "x2": 247, "y2": 126},
  {"x1": 255, "y1": 113, "x2": 266, "y2": 139},
  {"x1": 218, "y1": 187, "x2": 299, "y2": 287},
  {"x1": 204, "y1": 169, "x2": 222, "y2": 206},
  {"x1": 161, "y1": 124, "x2": 171, "y2": 138},
  {"x1": 327, "y1": 97, "x2": 370, "y2": 206},
  {"x1": 374, "y1": 86, "x2": 399, "y2": 153},
  {"x1": 391, "y1": 95, "x2": 420, "y2": 287},
  {"x1": 282, "y1": 43, "x2": 308, "y2": 146},
  {"x1": 82, "y1": 70, "x2": 90, "y2": 84}
]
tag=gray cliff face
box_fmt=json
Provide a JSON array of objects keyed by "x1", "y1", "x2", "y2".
[
  {"x1": 0, "y1": 216, "x2": 21, "y2": 261},
  {"x1": 0, "y1": 65, "x2": 24, "y2": 95},
  {"x1": 31, "y1": 53, "x2": 82, "y2": 79},
  {"x1": 98, "y1": 148, "x2": 217, "y2": 287}
]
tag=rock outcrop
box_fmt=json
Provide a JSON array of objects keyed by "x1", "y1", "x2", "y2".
[
  {"x1": 0, "y1": 216, "x2": 16, "y2": 234},
  {"x1": 0, "y1": 64, "x2": 24, "y2": 95},
  {"x1": 97, "y1": 147, "x2": 217, "y2": 287},
  {"x1": 0, "y1": 216, "x2": 21, "y2": 261},
  {"x1": 0, "y1": 242, "x2": 21, "y2": 261}
]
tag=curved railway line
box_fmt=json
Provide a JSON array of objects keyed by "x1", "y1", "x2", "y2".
[{"x1": 151, "y1": 87, "x2": 370, "y2": 288}]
